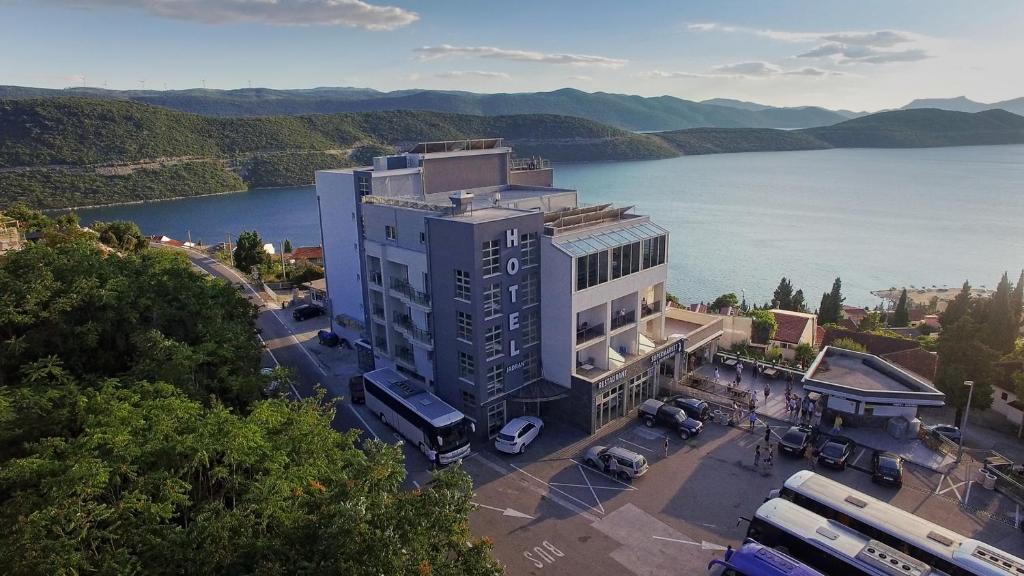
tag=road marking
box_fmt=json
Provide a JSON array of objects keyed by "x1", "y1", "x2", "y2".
[
  {"x1": 577, "y1": 463, "x2": 605, "y2": 514},
  {"x1": 475, "y1": 502, "x2": 535, "y2": 519},
  {"x1": 653, "y1": 535, "x2": 729, "y2": 551},
  {"x1": 568, "y1": 459, "x2": 638, "y2": 490},
  {"x1": 547, "y1": 482, "x2": 637, "y2": 491},
  {"x1": 258, "y1": 334, "x2": 302, "y2": 399},
  {"x1": 511, "y1": 464, "x2": 605, "y2": 516},
  {"x1": 652, "y1": 535, "x2": 699, "y2": 546},
  {"x1": 852, "y1": 447, "x2": 867, "y2": 468},
  {"x1": 412, "y1": 480, "x2": 421, "y2": 490},
  {"x1": 937, "y1": 475, "x2": 966, "y2": 502},
  {"x1": 523, "y1": 541, "x2": 564, "y2": 569},
  {"x1": 468, "y1": 454, "x2": 599, "y2": 522},
  {"x1": 617, "y1": 437, "x2": 655, "y2": 453}
]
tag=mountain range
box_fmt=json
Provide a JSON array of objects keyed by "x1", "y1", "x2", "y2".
[
  {"x1": 0, "y1": 85, "x2": 857, "y2": 132},
  {"x1": 902, "y1": 95, "x2": 1024, "y2": 116}
]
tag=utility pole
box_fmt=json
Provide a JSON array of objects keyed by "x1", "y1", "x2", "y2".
[
  {"x1": 957, "y1": 380, "x2": 974, "y2": 464},
  {"x1": 281, "y1": 241, "x2": 287, "y2": 282}
]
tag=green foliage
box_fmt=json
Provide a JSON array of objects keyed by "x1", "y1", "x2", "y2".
[
  {"x1": 656, "y1": 127, "x2": 829, "y2": 155},
  {"x1": 818, "y1": 278, "x2": 844, "y2": 325},
  {"x1": 748, "y1": 309, "x2": 778, "y2": 343},
  {"x1": 290, "y1": 263, "x2": 325, "y2": 285},
  {"x1": 794, "y1": 343, "x2": 817, "y2": 366},
  {"x1": 245, "y1": 151, "x2": 355, "y2": 188},
  {"x1": 1012, "y1": 271, "x2": 1024, "y2": 325},
  {"x1": 935, "y1": 315, "x2": 996, "y2": 412},
  {"x1": 665, "y1": 291, "x2": 680, "y2": 306},
  {"x1": 765, "y1": 345, "x2": 783, "y2": 362},
  {"x1": 710, "y1": 292, "x2": 739, "y2": 311},
  {"x1": 792, "y1": 289, "x2": 807, "y2": 313},
  {"x1": 772, "y1": 277, "x2": 796, "y2": 311},
  {"x1": 282, "y1": 238, "x2": 292, "y2": 253},
  {"x1": 858, "y1": 310, "x2": 884, "y2": 332},
  {"x1": 892, "y1": 289, "x2": 910, "y2": 327},
  {"x1": 984, "y1": 272, "x2": 1018, "y2": 354},
  {"x1": 233, "y1": 230, "x2": 266, "y2": 273},
  {"x1": 90, "y1": 219, "x2": 147, "y2": 253},
  {"x1": 830, "y1": 338, "x2": 867, "y2": 353}
]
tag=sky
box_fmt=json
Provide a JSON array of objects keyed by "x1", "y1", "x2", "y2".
[{"x1": 2, "y1": 0, "x2": 1022, "y2": 111}]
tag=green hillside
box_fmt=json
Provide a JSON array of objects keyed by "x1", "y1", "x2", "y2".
[{"x1": 0, "y1": 98, "x2": 676, "y2": 209}]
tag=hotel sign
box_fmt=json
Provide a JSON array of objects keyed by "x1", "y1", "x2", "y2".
[{"x1": 505, "y1": 228, "x2": 523, "y2": 370}]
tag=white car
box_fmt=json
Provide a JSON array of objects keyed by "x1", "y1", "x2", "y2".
[{"x1": 495, "y1": 416, "x2": 544, "y2": 454}]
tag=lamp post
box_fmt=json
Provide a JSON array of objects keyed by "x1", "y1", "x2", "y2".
[{"x1": 957, "y1": 380, "x2": 974, "y2": 464}]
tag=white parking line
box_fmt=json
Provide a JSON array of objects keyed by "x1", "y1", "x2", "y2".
[
  {"x1": 568, "y1": 459, "x2": 638, "y2": 490},
  {"x1": 511, "y1": 464, "x2": 605, "y2": 516},
  {"x1": 617, "y1": 437, "x2": 655, "y2": 453},
  {"x1": 852, "y1": 447, "x2": 867, "y2": 468},
  {"x1": 577, "y1": 463, "x2": 605, "y2": 514}
]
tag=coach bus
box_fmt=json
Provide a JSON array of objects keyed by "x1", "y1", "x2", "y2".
[
  {"x1": 707, "y1": 539, "x2": 826, "y2": 576},
  {"x1": 363, "y1": 368, "x2": 473, "y2": 465},
  {"x1": 772, "y1": 471, "x2": 1024, "y2": 576},
  {"x1": 748, "y1": 499, "x2": 935, "y2": 576}
]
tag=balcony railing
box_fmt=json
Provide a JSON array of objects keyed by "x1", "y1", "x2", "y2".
[
  {"x1": 641, "y1": 301, "x2": 661, "y2": 317},
  {"x1": 369, "y1": 271, "x2": 383, "y2": 287},
  {"x1": 576, "y1": 322, "x2": 605, "y2": 346},
  {"x1": 393, "y1": 312, "x2": 432, "y2": 345},
  {"x1": 372, "y1": 305, "x2": 386, "y2": 321},
  {"x1": 510, "y1": 157, "x2": 550, "y2": 171},
  {"x1": 394, "y1": 346, "x2": 415, "y2": 364},
  {"x1": 390, "y1": 278, "x2": 431, "y2": 306},
  {"x1": 611, "y1": 309, "x2": 636, "y2": 331}
]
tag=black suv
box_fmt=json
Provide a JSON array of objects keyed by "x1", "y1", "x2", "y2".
[
  {"x1": 817, "y1": 436, "x2": 856, "y2": 470},
  {"x1": 778, "y1": 426, "x2": 814, "y2": 457},
  {"x1": 292, "y1": 303, "x2": 324, "y2": 321},
  {"x1": 871, "y1": 450, "x2": 904, "y2": 487},
  {"x1": 671, "y1": 397, "x2": 711, "y2": 422},
  {"x1": 638, "y1": 399, "x2": 703, "y2": 440}
]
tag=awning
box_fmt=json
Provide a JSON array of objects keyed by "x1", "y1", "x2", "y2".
[{"x1": 508, "y1": 379, "x2": 570, "y2": 403}]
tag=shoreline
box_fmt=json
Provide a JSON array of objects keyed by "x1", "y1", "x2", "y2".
[{"x1": 40, "y1": 183, "x2": 314, "y2": 212}]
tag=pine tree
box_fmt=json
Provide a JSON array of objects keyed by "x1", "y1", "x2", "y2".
[
  {"x1": 792, "y1": 289, "x2": 807, "y2": 313},
  {"x1": 1012, "y1": 270, "x2": 1024, "y2": 325},
  {"x1": 772, "y1": 277, "x2": 794, "y2": 310},
  {"x1": 283, "y1": 238, "x2": 293, "y2": 254},
  {"x1": 942, "y1": 281, "x2": 972, "y2": 329},
  {"x1": 818, "y1": 278, "x2": 844, "y2": 325},
  {"x1": 985, "y1": 272, "x2": 1017, "y2": 354},
  {"x1": 891, "y1": 288, "x2": 910, "y2": 327}
]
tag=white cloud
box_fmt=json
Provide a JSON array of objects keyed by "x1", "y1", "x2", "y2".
[
  {"x1": 820, "y1": 30, "x2": 913, "y2": 47},
  {"x1": 856, "y1": 49, "x2": 930, "y2": 64},
  {"x1": 48, "y1": 0, "x2": 418, "y2": 30},
  {"x1": 434, "y1": 70, "x2": 510, "y2": 79},
  {"x1": 568, "y1": 75, "x2": 593, "y2": 82},
  {"x1": 413, "y1": 45, "x2": 627, "y2": 68},
  {"x1": 639, "y1": 62, "x2": 840, "y2": 80},
  {"x1": 711, "y1": 61, "x2": 783, "y2": 77},
  {"x1": 798, "y1": 43, "x2": 929, "y2": 64}
]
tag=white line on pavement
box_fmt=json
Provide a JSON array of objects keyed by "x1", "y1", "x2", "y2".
[
  {"x1": 468, "y1": 454, "x2": 599, "y2": 523},
  {"x1": 412, "y1": 480, "x2": 421, "y2": 490},
  {"x1": 852, "y1": 447, "x2": 867, "y2": 468},
  {"x1": 617, "y1": 437, "x2": 655, "y2": 453},
  {"x1": 511, "y1": 464, "x2": 605, "y2": 517},
  {"x1": 652, "y1": 535, "x2": 700, "y2": 546},
  {"x1": 577, "y1": 463, "x2": 605, "y2": 514},
  {"x1": 258, "y1": 334, "x2": 301, "y2": 399},
  {"x1": 568, "y1": 459, "x2": 638, "y2": 490},
  {"x1": 474, "y1": 502, "x2": 535, "y2": 520},
  {"x1": 548, "y1": 483, "x2": 636, "y2": 491}
]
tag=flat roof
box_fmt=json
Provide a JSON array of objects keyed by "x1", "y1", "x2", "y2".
[
  {"x1": 364, "y1": 368, "x2": 463, "y2": 427},
  {"x1": 438, "y1": 206, "x2": 533, "y2": 223},
  {"x1": 803, "y1": 346, "x2": 945, "y2": 403}
]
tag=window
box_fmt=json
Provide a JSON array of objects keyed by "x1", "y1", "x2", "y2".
[
  {"x1": 520, "y1": 232, "x2": 538, "y2": 267},
  {"x1": 419, "y1": 231, "x2": 426, "y2": 244},
  {"x1": 1002, "y1": 392, "x2": 1009, "y2": 401},
  {"x1": 461, "y1": 389, "x2": 476, "y2": 412},
  {"x1": 485, "y1": 325, "x2": 503, "y2": 359},
  {"x1": 385, "y1": 225, "x2": 396, "y2": 240},
  {"x1": 642, "y1": 235, "x2": 667, "y2": 269},
  {"x1": 486, "y1": 364, "x2": 504, "y2": 398},
  {"x1": 457, "y1": 311, "x2": 473, "y2": 341},
  {"x1": 357, "y1": 174, "x2": 371, "y2": 195},
  {"x1": 487, "y1": 402, "x2": 506, "y2": 438},
  {"x1": 484, "y1": 283, "x2": 501, "y2": 318},
  {"x1": 458, "y1": 351, "x2": 475, "y2": 379},
  {"x1": 521, "y1": 311, "x2": 539, "y2": 346},
  {"x1": 519, "y1": 273, "x2": 538, "y2": 306},
  {"x1": 575, "y1": 251, "x2": 609, "y2": 291},
  {"x1": 482, "y1": 239, "x2": 501, "y2": 276},
  {"x1": 455, "y1": 269, "x2": 471, "y2": 301},
  {"x1": 524, "y1": 349, "x2": 540, "y2": 381}
]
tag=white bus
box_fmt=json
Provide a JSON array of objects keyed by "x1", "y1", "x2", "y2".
[
  {"x1": 363, "y1": 368, "x2": 473, "y2": 465},
  {"x1": 749, "y1": 499, "x2": 936, "y2": 576},
  {"x1": 772, "y1": 471, "x2": 1024, "y2": 576}
]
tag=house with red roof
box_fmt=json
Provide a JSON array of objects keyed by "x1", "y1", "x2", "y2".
[
  {"x1": 768, "y1": 309, "x2": 818, "y2": 360},
  {"x1": 288, "y1": 246, "x2": 324, "y2": 266}
]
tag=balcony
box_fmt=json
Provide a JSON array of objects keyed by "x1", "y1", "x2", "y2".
[
  {"x1": 390, "y1": 278, "x2": 431, "y2": 307},
  {"x1": 393, "y1": 312, "x2": 433, "y2": 347},
  {"x1": 393, "y1": 346, "x2": 415, "y2": 365},
  {"x1": 641, "y1": 301, "x2": 662, "y2": 318},
  {"x1": 369, "y1": 271, "x2": 383, "y2": 289},
  {"x1": 576, "y1": 322, "x2": 605, "y2": 346},
  {"x1": 372, "y1": 305, "x2": 386, "y2": 321},
  {"x1": 611, "y1": 309, "x2": 636, "y2": 331}
]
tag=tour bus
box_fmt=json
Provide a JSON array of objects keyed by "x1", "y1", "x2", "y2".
[
  {"x1": 771, "y1": 471, "x2": 1024, "y2": 576},
  {"x1": 363, "y1": 368, "x2": 473, "y2": 465},
  {"x1": 707, "y1": 539, "x2": 826, "y2": 576},
  {"x1": 748, "y1": 499, "x2": 935, "y2": 576}
]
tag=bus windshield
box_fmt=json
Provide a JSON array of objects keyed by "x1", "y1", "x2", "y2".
[{"x1": 433, "y1": 420, "x2": 471, "y2": 452}]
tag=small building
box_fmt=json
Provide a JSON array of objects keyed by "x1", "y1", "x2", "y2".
[
  {"x1": 803, "y1": 346, "x2": 945, "y2": 424},
  {"x1": 842, "y1": 306, "x2": 868, "y2": 326},
  {"x1": 290, "y1": 246, "x2": 324, "y2": 266},
  {"x1": 0, "y1": 214, "x2": 23, "y2": 254},
  {"x1": 991, "y1": 384, "x2": 1024, "y2": 437},
  {"x1": 301, "y1": 278, "x2": 327, "y2": 305},
  {"x1": 769, "y1": 309, "x2": 817, "y2": 359}
]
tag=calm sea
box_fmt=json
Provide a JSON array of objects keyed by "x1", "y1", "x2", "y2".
[{"x1": 68, "y1": 145, "x2": 1024, "y2": 307}]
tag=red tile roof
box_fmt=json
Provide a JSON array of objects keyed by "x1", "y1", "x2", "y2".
[
  {"x1": 771, "y1": 311, "x2": 811, "y2": 345},
  {"x1": 291, "y1": 246, "x2": 323, "y2": 260}
]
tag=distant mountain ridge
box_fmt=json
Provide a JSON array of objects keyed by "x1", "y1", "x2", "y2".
[
  {"x1": 0, "y1": 85, "x2": 855, "y2": 131},
  {"x1": 903, "y1": 95, "x2": 1024, "y2": 116}
]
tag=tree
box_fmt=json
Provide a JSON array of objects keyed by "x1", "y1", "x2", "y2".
[
  {"x1": 935, "y1": 315, "x2": 996, "y2": 424},
  {"x1": 1012, "y1": 270, "x2": 1024, "y2": 325},
  {"x1": 772, "y1": 277, "x2": 795, "y2": 311},
  {"x1": 792, "y1": 289, "x2": 807, "y2": 313},
  {"x1": 710, "y1": 292, "x2": 739, "y2": 312},
  {"x1": 749, "y1": 309, "x2": 778, "y2": 344},
  {"x1": 942, "y1": 281, "x2": 973, "y2": 329},
  {"x1": 91, "y1": 219, "x2": 147, "y2": 253},
  {"x1": 793, "y1": 342, "x2": 816, "y2": 367},
  {"x1": 984, "y1": 272, "x2": 1018, "y2": 354},
  {"x1": 283, "y1": 238, "x2": 293, "y2": 254},
  {"x1": 891, "y1": 289, "x2": 910, "y2": 327},
  {"x1": 818, "y1": 277, "x2": 844, "y2": 325},
  {"x1": 858, "y1": 310, "x2": 883, "y2": 332},
  {"x1": 830, "y1": 337, "x2": 867, "y2": 353},
  {"x1": 233, "y1": 230, "x2": 266, "y2": 272}
]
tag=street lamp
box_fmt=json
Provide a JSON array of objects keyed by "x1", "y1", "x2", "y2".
[{"x1": 957, "y1": 380, "x2": 974, "y2": 463}]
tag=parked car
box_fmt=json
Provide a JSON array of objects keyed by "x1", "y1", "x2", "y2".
[
  {"x1": 871, "y1": 450, "x2": 904, "y2": 487},
  {"x1": 348, "y1": 375, "x2": 365, "y2": 404},
  {"x1": 778, "y1": 425, "x2": 814, "y2": 457},
  {"x1": 638, "y1": 399, "x2": 703, "y2": 440},
  {"x1": 260, "y1": 367, "x2": 282, "y2": 398},
  {"x1": 671, "y1": 397, "x2": 711, "y2": 422},
  {"x1": 817, "y1": 437, "x2": 856, "y2": 470},
  {"x1": 495, "y1": 416, "x2": 544, "y2": 454},
  {"x1": 926, "y1": 424, "x2": 962, "y2": 444},
  {"x1": 583, "y1": 445, "x2": 649, "y2": 481},
  {"x1": 318, "y1": 329, "x2": 340, "y2": 346},
  {"x1": 292, "y1": 303, "x2": 324, "y2": 321}
]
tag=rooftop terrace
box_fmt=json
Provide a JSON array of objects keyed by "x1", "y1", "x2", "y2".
[{"x1": 803, "y1": 346, "x2": 945, "y2": 404}]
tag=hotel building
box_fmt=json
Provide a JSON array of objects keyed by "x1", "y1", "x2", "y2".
[{"x1": 316, "y1": 139, "x2": 717, "y2": 438}]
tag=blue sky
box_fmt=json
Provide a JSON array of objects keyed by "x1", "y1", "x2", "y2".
[{"x1": 2, "y1": 0, "x2": 1022, "y2": 110}]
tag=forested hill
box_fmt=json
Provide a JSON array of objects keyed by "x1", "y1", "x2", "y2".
[
  {"x1": 654, "y1": 108, "x2": 1024, "y2": 155},
  {"x1": 0, "y1": 85, "x2": 854, "y2": 131},
  {"x1": 0, "y1": 98, "x2": 676, "y2": 209}
]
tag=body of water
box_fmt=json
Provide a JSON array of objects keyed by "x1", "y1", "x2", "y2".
[{"x1": 70, "y1": 145, "x2": 1024, "y2": 307}]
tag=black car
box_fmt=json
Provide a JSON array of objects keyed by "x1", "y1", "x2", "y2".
[
  {"x1": 871, "y1": 450, "x2": 904, "y2": 487},
  {"x1": 292, "y1": 303, "x2": 324, "y2": 321},
  {"x1": 927, "y1": 424, "x2": 962, "y2": 444},
  {"x1": 817, "y1": 437, "x2": 856, "y2": 470},
  {"x1": 672, "y1": 397, "x2": 711, "y2": 422},
  {"x1": 778, "y1": 426, "x2": 814, "y2": 457},
  {"x1": 318, "y1": 329, "x2": 339, "y2": 346},
  {"x1": 638, "y1": 399, "x2": 703, "y2": 440}
]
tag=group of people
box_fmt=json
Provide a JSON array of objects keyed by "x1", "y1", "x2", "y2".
[
  {"x1": 752, "y1": 426, "x2": 775, "y2": 474},
  {"x1": 784, "y1": 392, "x2": 819, "y2": 427}
]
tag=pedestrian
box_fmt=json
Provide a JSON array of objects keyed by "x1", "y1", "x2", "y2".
[
  {"x1": 763, "y1": 382, "x2": 771, "y2": 403},
  {"x1": 754, "y1": 444, "x2": 762, "y2": 467},
  {"x1": 737, "y1": 361, "x2": 744, "y2": 375},
  {"x1": 663, "y1": 435, "x2": 670, "y2": 458},
  {"x1": 607, "y1": 455, "x2": 619, "y2": 476},
  {"x1": 714, "y1": 367, "x2": 720, "y2": 383},
  {"x1": 764, "y1": 425, "x2": 771, "y2": 445},
  {"x1": 808, "y1": 445, "x2": 818, "y2": 471},
  {"x1": 831, "y1": 414, "x2": 843, "y2": 435},
  {"x1": 764, "y1": 446, "x2": 774, "y2": 472},
  {"x1": 748, "y1": 410, "x2": 758, "y2": 432}
]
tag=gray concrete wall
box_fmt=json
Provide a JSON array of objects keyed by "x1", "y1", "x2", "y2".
[
  {"x1": 509, "y1": 168, "x2": 554, "y2": 188},
  {"x1": 422, "y1": 153, "x2": 508, "y2": 195}
]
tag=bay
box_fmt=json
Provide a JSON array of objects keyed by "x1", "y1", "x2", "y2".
[{"x1": 68, "y1": 145, "x2": 1024, "y2": 307}]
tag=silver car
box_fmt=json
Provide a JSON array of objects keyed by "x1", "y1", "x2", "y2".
[{"x1": 583, "y1": 445, "x2": 649, "y2": 480}]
